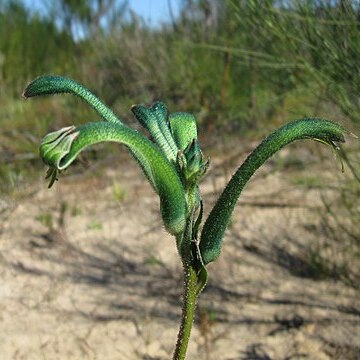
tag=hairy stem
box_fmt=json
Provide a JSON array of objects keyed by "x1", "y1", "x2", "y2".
[{"x1": 173, "y1": 262, "x2": 198, "y2": 360}]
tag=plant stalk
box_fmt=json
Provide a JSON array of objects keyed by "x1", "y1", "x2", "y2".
[{"x1": 173, "y1": 261, "x2": 198, "y2": 360}]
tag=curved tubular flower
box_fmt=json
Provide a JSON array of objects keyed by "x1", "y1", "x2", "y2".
[
  {"x1": 23, "y1": 75, "x2": 120, "y2": 124},
  {"x1": 131, "y1": 102, "x2": 178, "y2": 161},
  {"x1": 23, "y1": 75, "x2": 188, "y2": 235},
  {"x1": 23, "y1": 76, "x2": 164, "y2": 191},
  {"x1": 40, "y1": 121, "x2": 186, "y2": 236},
  {"x1": 199, "y1": 118, "x2": 346, "y2": 265}
]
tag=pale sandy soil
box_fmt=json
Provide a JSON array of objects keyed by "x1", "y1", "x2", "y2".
[{"x1": 1, "y1": 147, "x2": 359, "y2": 360}]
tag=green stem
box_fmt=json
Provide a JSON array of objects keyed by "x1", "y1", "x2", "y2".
[{"x1": 173, "y1": 262, "x2": 198, "y2": 360}]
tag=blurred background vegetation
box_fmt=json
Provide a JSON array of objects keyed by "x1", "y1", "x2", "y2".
[{"x1": 0, "y1": 0, "x2": 359, "y2": 286}]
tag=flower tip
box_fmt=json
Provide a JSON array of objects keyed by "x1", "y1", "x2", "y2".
[
  {"x1": 21, "y1": 87, "x2": 31, "y2": 99},
  {"x1": 69, "y1": 130, "x2": 80, "y2": 143},
  {"x1": 45, "y1": 168, "x2": 58, "y2": 188},
  {"x1": 22, "y1": 81, "x2": 34, "y2": 98}
]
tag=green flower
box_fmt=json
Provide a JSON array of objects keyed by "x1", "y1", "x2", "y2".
[{"x1": 24, "y1": 76, "x2": 197, "y2": 237}]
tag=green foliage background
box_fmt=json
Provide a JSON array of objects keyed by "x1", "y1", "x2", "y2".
[{"x1": 2, "y1": 1, "x2": 360, "y2": 124}]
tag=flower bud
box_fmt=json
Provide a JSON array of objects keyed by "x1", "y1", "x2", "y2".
[{"x1": 39, "y1": 126, "x2": 79, "y2": 187}]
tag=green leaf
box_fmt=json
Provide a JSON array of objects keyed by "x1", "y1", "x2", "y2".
[
  {"x1": 23, "y1": 75, "x2": 120, "y2": 124},
  {"x1": 40, "y1": 121, "x2": 186, "y2": 236},
  {"x1": 200, "y1": 118, "x2": 346, "y2": 265}
]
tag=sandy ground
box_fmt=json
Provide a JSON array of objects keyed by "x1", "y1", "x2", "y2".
[{"x1": 1, "y1": 149, "x2": 359, "y2": 360}]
